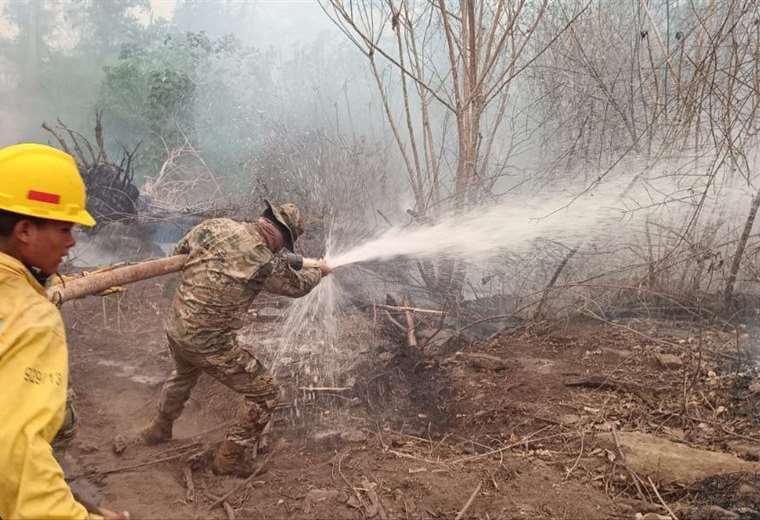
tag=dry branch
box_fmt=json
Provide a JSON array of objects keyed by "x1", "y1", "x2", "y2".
[
  {"x1": 374, "y1": 304, "x2": 446, "y2": 315},
  {"x1": 402, "y1": 295, "x2": 418, "y2": 348},
  {"x1": 382, "y1": 310, "x2": 407, "y2": 333},
  {"x1": 182, "y1": 465, "x2": 195, "y2": 503},
  {"x1": 454, "y1": 481, "x2": 482, "y2": 520},
  {"x1": 298, "y1": 386, "x2": 351, "y2": 392},
  {"x1": 222, "y1": 501, "x2": 236, "y2": 520},
  {"x1": 69, "y1": 452, "x2": 188, "y2": 480}
]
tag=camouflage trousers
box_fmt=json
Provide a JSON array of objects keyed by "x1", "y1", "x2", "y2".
[{"x1": 157, "y1": 335, "x2": 278, "y2": 448}]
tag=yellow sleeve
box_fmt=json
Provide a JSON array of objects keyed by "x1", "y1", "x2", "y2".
[{"x1": 0, "y1": 303, "x2": 91, "y2": 520}]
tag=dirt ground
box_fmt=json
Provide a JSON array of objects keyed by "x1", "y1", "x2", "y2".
[{"x1": 58, "y1": 275, "x2": 760, "y2": 520}]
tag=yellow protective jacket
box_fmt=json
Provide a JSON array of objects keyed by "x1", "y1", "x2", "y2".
[{"x1": 0, "y1": 252, "x2": 98, "y2": 520}]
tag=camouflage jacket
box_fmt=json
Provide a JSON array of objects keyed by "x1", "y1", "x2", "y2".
[{"x1": 165, "y1": 218, "x2": 321, "y2": 353}]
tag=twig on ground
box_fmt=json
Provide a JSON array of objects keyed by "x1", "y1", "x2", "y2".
[
  {"x1": 387, "y1": 430, "x2": 435, "y2": 444},
  {"x1": 69, "y1": 452, "x2": 187, "y2": 479},
  {"x1": 298, "y1": 386, "x2": 351, "y2": 392},
  {"x1": 222, "y1": 501, "x2": 236, "y2": 520},
  {"x1": 388, "y1": 450, "x2": 443, "y2": 465},
  {"x1": 449, "y1": 427, "x2": 561, "y2": 465},
  {"x1": 648, "y1": 477, "x2": 679, "y2": 520},
  {"x1": 207, "y1": 448, "x2": 277, "y2": 512},
  {"x1": 564, "y1": 431, "x2": 584, "y2": 481},
  {"x1": 454, "y1": 481, "x2": 482, "y2": 520},
  {"x1": 183, "y1": 465, "x2": 195, "y2": 503},
  {"x1": 337, "y1": 449, "x2": 366, "y2": 512},
  {"x1": 158, "y1": 441, "x2": 204, "y2": 457}
]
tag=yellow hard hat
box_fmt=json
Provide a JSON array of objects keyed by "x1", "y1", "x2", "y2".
[{"x1": 0, "y1": 143, "x2": 96, "y2": 226}]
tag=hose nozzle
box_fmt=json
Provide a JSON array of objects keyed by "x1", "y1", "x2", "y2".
[{"x1": 284, "y1": 253, "x2": 322, "y2": 270}]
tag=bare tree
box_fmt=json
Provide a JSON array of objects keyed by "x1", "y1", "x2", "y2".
[{"x1": 321, "y1": 0, "x2": 589, "y2": 298}]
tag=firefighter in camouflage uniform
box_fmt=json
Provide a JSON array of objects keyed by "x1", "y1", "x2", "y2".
[{"x1": 137, "y1": 201, "x2": 329, "y2": 476}]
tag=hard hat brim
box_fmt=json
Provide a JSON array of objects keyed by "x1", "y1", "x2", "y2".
[
  {"x1": 71, "y1": 209, "x2": 96, "y2": 227},
  {"x1": 6, "y1": 206, "x2": 96, "y2": 227}
]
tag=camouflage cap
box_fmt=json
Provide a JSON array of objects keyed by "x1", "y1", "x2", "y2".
[{"x1": 262, "y1": 200, "x2": 304, "y2": 252}]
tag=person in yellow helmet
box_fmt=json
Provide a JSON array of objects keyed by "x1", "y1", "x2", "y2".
[{"x1": 0, "y1": 143, "x2": 128, "y2": 520}]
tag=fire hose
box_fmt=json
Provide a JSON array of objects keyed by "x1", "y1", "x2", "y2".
[{"x1": 47, "y1": 253, "x2": 322, "y2": 305}]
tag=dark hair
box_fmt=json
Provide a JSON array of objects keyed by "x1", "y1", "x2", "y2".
[{"x1": 0, "y1": 209, "x2": 45, "y2": 237}]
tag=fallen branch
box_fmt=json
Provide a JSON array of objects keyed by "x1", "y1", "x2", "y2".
[
  {"x1": 222, "y1": 501, "x2": 236, "y2": 520},
  {"x1": 337, "y1": 449, "x2": 366, "y2": 511},
  {"x1": 299, "y1": 386, "x2": 351, "y2": 392},
  {"x1": 388, "y1": 449, "x2": 443, "y2": 465},
  {"x1": 182, "y1": 465, "x2": 195, "y2": 503},
  {"x1": 564, "y1": 431, "x2": 584, "y2": 481},
  {"x1": 448, "y1": 428, "x2": 565, "y2": 465},
  {"x1": 648, "y1": 477, "x2": 679, "y2": 520},
  {"x1": 69, "y1": 452, "x2": 187, "y2": 480},
  {"x1": 454, "y1": 481, "x2": 482, "y2": 520},
  {"x1": 382, "y1": 310, "x2": 407, "y2": 332},
  {"x1": 374, "y1": 304, "x2": 446, "y2": 315}
]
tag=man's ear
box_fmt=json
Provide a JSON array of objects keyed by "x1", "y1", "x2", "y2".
[{"x1": 12, "y1": 219, "x2": 37, "y2": 246}]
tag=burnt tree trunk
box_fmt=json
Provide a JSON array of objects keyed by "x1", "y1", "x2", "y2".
[{"x1": 723, "y1": 188, "x2": 760, "y2": 310}]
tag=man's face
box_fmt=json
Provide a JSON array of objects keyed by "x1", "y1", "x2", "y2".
[{"x1": 15, "y1": 219, "x2": 76, "y2": 275}]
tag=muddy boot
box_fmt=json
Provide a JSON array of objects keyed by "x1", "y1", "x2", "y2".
[
  {"x1": 113, "y1": 415, "x2": 174, "y2": 455},
  {"x1": 138, "y1": 415, "x2": 173, "y2": 445},
  {"x1": 212, "y1": 440, "x2": 252, "y2": 477}
]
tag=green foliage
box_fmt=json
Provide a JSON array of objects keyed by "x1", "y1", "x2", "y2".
[
  {"x1": 97, "y1": 31, "x2": 235, "y2": 180},
  {"x1": 2, "y1": 0, "x2": 385, "y2": 204},
  {"x1": 0, "y1": 0, "x2": 149, "y2": 141}
]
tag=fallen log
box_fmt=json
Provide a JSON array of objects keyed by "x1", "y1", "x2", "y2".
[{"x1": 598, "y1": 431, "x2": 760, "y2": 485}]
